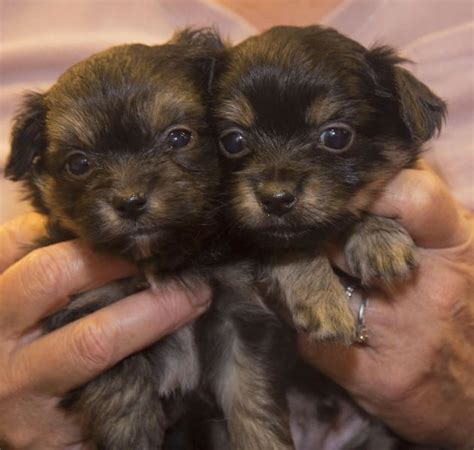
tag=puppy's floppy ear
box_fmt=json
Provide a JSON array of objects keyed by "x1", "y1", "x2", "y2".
[
  {"x1": 367, "y1": 46, "x2": 447, "y2": 144},
  {"x1": 5, "y1": 91, "x2": 47, "y2": 181},
  {"x1": 171, "y1": 27, "x2": 227, "y2": 93}
]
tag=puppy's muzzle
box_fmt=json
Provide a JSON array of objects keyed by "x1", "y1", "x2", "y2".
[
  {"x1": 112, "y1": 192, "x2": 148, "y2": 219},
  {"x1": 256, "y1": 189, "x2": 297, "y2": 217}
]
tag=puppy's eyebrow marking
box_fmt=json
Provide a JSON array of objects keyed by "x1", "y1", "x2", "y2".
[
  {"x1": 148, "y1": 88, "x2": 204, "y2": 130},
  {"x1": 48, "y1": 109, "x2": 97, "y2": 149},
  {"x1": 305, "y1": 95, "x2": 350, "y2": 126},
  {"x1": 216, "y1": 95, "x2": 255, "y2": 128}
]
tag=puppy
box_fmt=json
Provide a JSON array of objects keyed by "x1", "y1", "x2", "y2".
[
  {"x1": 6, "y1": 30, "x2": 295, "y2": 450},
  {"x1": 214, "y1": 25, "x2": 446, "y2": 343},
  {"x1": 5, "y1": 29, "x2": 224, "y2": 450}
]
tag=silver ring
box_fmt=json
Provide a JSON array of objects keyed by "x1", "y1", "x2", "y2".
[{"x1": 345, "y1": 284, "x2": 369, "y2": 345}]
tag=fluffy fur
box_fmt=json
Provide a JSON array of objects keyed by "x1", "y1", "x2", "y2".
[
  {"x1": 5, "y1": 29, "x2": 296, "y2": 450},
  {"x1": 5, "y1": 24, "x2": 446, "y2": 450},
  {"x1": 214, "y1": 25, "x2": 446, "y2": 343},
  {"x1": 6, "y1": 30, "x2": 222, "y2": 450}
]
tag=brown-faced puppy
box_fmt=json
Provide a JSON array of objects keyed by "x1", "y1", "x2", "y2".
[
  {"x1": 214, "y1": 25, "x2": 446, "y2": 343},
  {"x1": 5, "y1": 29, "x2": 224, "y2": 450},
  {"x1": 6, "y1": 30, "x2": 296, "y2": 450}
]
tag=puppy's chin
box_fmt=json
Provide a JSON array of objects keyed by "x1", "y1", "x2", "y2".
[
  {"x1": 129, "y1": 233, "x2": 160, "y2": 259},
  {"x1": 241, "y1": 226, "x2": 324, "y2": 250},
  {"x1": 80, "y1": 224, "x2": 171, "y2": 259}
]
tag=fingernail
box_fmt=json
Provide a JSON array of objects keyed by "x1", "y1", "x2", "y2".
[
  {"x1": 148, "y1": 276, "x2": 212, "y2": 309},
  {"x1": 183, "y1": 277, "x2": 212, "y2": 308}
]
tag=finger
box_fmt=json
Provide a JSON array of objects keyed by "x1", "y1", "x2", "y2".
[
  {"x1": 327, "y1": 244, "x2": 352, "y2": 276},
  {"x1": 0, "y1": 240, "x2": 135, "y2": 337},
  {"x1": 368, "y1": 162, "x2": 469, "y2": 249},
  {"x1": 297, "y1": 337, "x2": 374, "y2": 397},
  {"x1": 297, "y1": 285, "x2": 408, "y2": 393},
  {"x1": 298, "y1": 324, "x2": 412, "y2": 410},
  {"x1": 15, "y1": 279, "x2": 211, "y2": 395},
  {"x1": 0, "y1": 212, "x2": 47, "y2": 272}
]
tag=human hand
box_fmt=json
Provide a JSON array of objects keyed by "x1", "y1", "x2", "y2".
[
  {"x1": 299, "y1": 161, "x2": 474, "y2": 448},
  {"x1": 0, "y1": 213, "x2": 211, "y2": 450}
]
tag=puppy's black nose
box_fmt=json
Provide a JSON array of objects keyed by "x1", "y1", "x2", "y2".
[
  {"x1": 113, "y1": 193, "x2": 147, "y2": 219},
  {"x1": 258, "y1": 191, "x2": 297, "y2": 216}
]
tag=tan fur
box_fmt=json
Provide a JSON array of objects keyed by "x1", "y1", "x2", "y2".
[
  {"x1": 148, "y1": 83, "x2": 204, "y2": 131},
  {"x1": 305, "y1": 94, "x2": 376, "y2": 126},
  {"x1": 232, "y1": 174, "x2": 346, "y2": 230},
  {"x1": 268, "y1": 254, "x2": 356, "y2": 343},
  {"x1": 345, "y1": 215, "x2": 418, "y2": 286},
  {"x1": 230, "y1": 180, "x2": 264, "y2": 227},
  {"x1": 48, "y1": 110, "x2": 97, "y2": 149},
  {"x1": 216, "y1": 95, "x2": 255, "y2": 128}
]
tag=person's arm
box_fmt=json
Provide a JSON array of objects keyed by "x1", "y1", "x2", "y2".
[
  {"x1": 0, "y1": 213, "x2": 211, "y2": 450},
  {"x1": 300, "y1": 161, "x2": 474, "y2": 448}
]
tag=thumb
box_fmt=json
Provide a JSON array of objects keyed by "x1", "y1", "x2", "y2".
[{"x1": 368, "y1": 161, "x2": 469, "y2": 249}]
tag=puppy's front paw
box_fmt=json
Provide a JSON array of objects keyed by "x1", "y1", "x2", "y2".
[
  {"x1": 345, "y1": 216, "x2": 417, "y2": 286},
  {"x1": 293, "y1": 288, "x2": 356, "y2": 345}
]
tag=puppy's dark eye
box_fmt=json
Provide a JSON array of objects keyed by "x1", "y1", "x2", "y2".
[
  {"x1": 219, "y1": 130, "x2": 248, "y2": 158},
  {"x1": 65, "y1": 153, "x2": 90, "y2": 177},
  {"x1": 167, "y1": 129, "x2": 192, "y2": 149},
  {"x1": 319, "y1": 125, "x2": 354, "y2": 152}
]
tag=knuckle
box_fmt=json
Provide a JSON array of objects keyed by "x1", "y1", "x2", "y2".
[
  {"x1": 437, "y1": 279, "x2": 472, "y2": 322},
  {"x1": 70, "y1": 319, "x2": 116, "y2": 373},
  {"x1": 411, "y1": 171, "x2": 445, "y2": 213}
]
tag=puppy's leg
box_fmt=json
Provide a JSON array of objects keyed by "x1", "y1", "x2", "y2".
[
  {"x1": 213, "y1": 335, "x2": 294, "y2": 450},
  {"x1": 266, "y1": 254, "x2": 356, "y2": 343},
  {"x1": 204, "y1": 286, "x2": 295, "y2": 450},
  {"x1": 345, "y1": 215, "x2": 417, "y2": 286},
  {"x1": 66, "y1": 325, "x2": 199, "y2": 450},
  {"x1": 45, "y1": 282, "x2": 200, "y2": 450},
  {"x1": 67, "y1": 351, "x2": 167, "y2": 450}
]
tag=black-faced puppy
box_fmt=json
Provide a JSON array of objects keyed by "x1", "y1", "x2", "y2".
[
  {"x1": 5, "y1": 29, "x2": 223, "y2": 450},
  {"x1": 214, "y1": 25, "x2": 446, "y2": 342}
]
